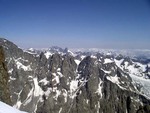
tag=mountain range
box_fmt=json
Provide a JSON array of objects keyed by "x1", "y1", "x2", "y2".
[{"x1": 0, "y1": 38, "x2": 150, "y2": 113}]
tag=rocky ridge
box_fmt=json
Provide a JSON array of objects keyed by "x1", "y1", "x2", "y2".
[{"x1": 0, "y1": 38, "x2": 150, "y2": 113}]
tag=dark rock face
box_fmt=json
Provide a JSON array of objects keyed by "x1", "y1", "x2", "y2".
[
  {"x1": 0, "y1": 46, "x2": 11, "y2": 105},
  {"x1": 0, "y1": 38, "x2": 150, "y2": 113}
]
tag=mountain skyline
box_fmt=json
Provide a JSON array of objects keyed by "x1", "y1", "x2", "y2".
[
  {"x1": 0, "y1": 0, "x2": 150, "y2": 49},
  {"x1": 1, "y1": 38, "x2": 150, "y2": 113}
]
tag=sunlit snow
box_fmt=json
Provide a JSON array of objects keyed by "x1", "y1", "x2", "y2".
[
  {"x1": 0, "y1": 101, "x2": 27, "y2": 113},
  {"x1": 104, "y1": 58, "x2": 114, "y2": 64},
  {"x1": 44, "y1": 51, "x2": 52, "y2": 59},
  {"x1": 74, "y1": 59, "x2": 80, "y2": 65}
]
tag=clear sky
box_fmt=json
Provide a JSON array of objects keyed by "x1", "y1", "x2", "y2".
[{"x1": 0, "y1": 0, "x2": 150, "y2": 49}]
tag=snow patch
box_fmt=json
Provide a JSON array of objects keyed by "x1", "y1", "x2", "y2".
[
  {"x1": 57, "y1": 68, "x2": 61, "y2": 72},
  {"x1": 96, "y1": 79, "x2": 103, "y2": 98},
  {"x1": 52, "y1": 73, "x2": 60, "y2": 84},
  {"x1": 13, "y1": 89, "x2": 23, "y2": 109},
  {"x1": 124, "y1": 61, "x2": 129, "y2": 69},
  {"x1": 97, "y1": 101, "x2": 100, "y2": 113},
  {"x1": 44, "y1": 51, "x2": 52, "y2": 59},
  {"x1": 107, "y1": 75, "x2": 127, "y2": 90},
  {"x1": 9, "y1": 76, "x2": 16, "y2": 81},
  {"x1": 23, "y1": 88, "x2": 33, "y2": 106},
  {"x1": 14, "y1": 101, "x2": 22, "y2": 109},
  {"x1": 39, "y1": 78, "x2": 49, "y2": 85},
  {"x1": 44, "y1": 88, "x2": 51, "y2": 98},
  {"x1": 101, "y1": 68, "x2": 111, "y2": 74},
  {"x1": 0, "y1": 101, "x2": 27, "y2": 113},
  {"x1": 86, "y1": 99, "x2": 89, "y2": 104},
  {"x1": 62, "y1": 89, "x2": 68, "y2": 103},
  {"x1": 114, "y1": 59, "x2": 124, "y2": 69},
  {"x1": 81, "y1": 55, "x2": 86, "y2": 60},
  {"x1": 69, "y1": 80, "x2": 79, "y2": 99},
  {"x1": 136, "y1": 62, "x2": 147, "y2": 72},
  {"x1": 70, "y1": 80, "x2": 78, "y2": 93},
  {"x1": 57, "y1": 72, "x2": 64, "y2": 77},
  {"x1": 59, "y1": 107, "x2": 62, "y2": 113},
  {"x1": 68, "y1": 50, "x2": 75, "y2": 56},
  {"x1": 107, "y1": 75, "x2": 120, "y2": 84},
  {"x1": 28, "y1": 48, "x2": 34, "y2": 51},
  {"x1": 91, "y1": 55, "x2": 97, "y2": 59},
  {"x1": 8, "y1": 68, "x2": 13, "y2": 74},
  {"x1": 74, "y1": 59, "x2": 80, "y2": 65},
  {"x1": 148, "y1": 63, "x2": 150, "y2": 67},
  {"x1": 104, "y1": 58, "x2": 114, "y2": 64},
  {"x1": 33, "y1": 77, "x2": 43, "y2": 97},
  {"x1": 53, "y1": 90, "x2": 61, "y2": 100},
  {"x1": 15, "y1": 61, "x2": 32, "y2": 71},
  {"x1": 129, "y1": 73, "x2": 150, "y2": 97},
  {"x1": 3, "y1": 39, "x2": 7, "y2": 42}
]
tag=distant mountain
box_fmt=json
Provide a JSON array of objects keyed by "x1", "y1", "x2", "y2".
[{"x1": 0, "y1": 38, "x2": 150, "y2": 113}]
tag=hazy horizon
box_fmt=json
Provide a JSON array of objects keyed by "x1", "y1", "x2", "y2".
[{"x1": 0, "y1": 0, "x2": 150, "y2": 49}]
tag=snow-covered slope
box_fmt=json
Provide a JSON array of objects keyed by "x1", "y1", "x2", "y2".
[
  {"x1": 0, "y1": 101, "x2": 27, "y2": 113},
  {"x1": 114, "y1": 56, "x2": 150, "y2": 98}
]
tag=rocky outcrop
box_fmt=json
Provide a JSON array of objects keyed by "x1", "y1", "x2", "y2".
[
  {"x1": 0, "y1": 38, "x2": 150, "y2": 113},
  {"x1": 0, "y1": 46, "x2": 11, "y2": 105}
]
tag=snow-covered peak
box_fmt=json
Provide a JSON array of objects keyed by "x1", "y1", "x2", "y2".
[{"x1": 44, "y1": 46, "x2": 75, "y2": 59}]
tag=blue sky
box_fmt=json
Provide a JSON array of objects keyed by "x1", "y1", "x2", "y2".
[{"x1": 0, "y1": 0, "x2": 150, "y2": 49}]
